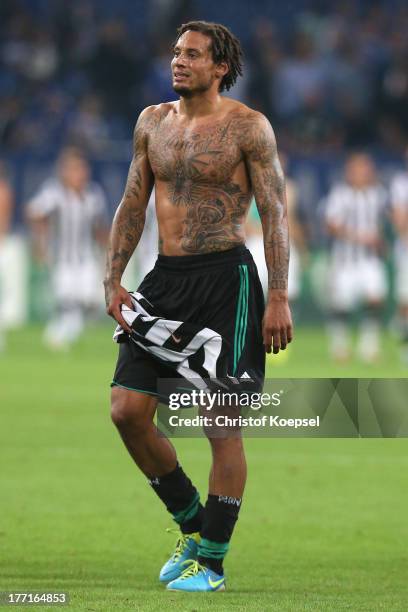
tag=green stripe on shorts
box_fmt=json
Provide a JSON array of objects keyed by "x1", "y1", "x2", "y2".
[{"x1": 233, "y1": 264, "x2": 249, "y2": 375}]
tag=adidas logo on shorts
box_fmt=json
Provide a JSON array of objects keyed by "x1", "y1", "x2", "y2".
[{"x1": 240, "y1": 371, "x2": 253, "y2": 380}]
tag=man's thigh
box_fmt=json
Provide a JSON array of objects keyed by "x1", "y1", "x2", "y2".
[
  {"x1": 329, "y1": 264, "x2": 358, "y2": 311},
  {"x1": 111, "y1": 339, "x2": 178, "y2": 401},
  {"x1": 111, "y1": 385, "x2": 158, "y2": 423},
  {"x1": 360, "y1": 260, "x2": 387, "y2": 304}
]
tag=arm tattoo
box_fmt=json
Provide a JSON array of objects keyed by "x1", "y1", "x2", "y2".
[
  {"x1": 243, "y1": 114, "x2": 289, "y2": 292},
  {"x1": 106, "y1": 203, "x2": 146, "y2": 284},
  {"x1": 124, "y1": 158, "x2": 143, "y2": 199},
  {"x1": 105, "y1": 110, "x2": 155, "y2": 283}
]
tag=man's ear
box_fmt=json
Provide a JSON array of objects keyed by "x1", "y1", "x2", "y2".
[{"x1": 215, "y1": 61, "x2": 229, "y2": 80}]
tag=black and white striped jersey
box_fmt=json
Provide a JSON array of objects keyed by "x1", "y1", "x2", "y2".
[
  {"x1": 27, "y1": 178, "x2": 108, "y2": 265},
  {"x1": 113, "y1": 291, "x2": 226, "y2": 390},
  {"x1": 390, "y1": 171, "x2": 408, "y2": 255},
  {"x1": 391, "y1": 172, "x2": 408, "y2": 205},
  {"x1": 390, "y1": 172, "x2": 408, "y2": 214},
  {"x1": 325, "y1": 183, "x2": 388, "y2": 265}
]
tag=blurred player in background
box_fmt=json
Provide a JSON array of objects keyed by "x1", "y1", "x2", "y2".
[
  {"x1": 325, "y1": 153, "x2": 388, "y2": 362},
  {"x1": 246, "y1": 153, "x2": 307, "y2": 307},
  {"x1": 390, "y1": 146, "x2": 408, "y2": 364},
  {"x1": 26, "y1": 147, "x2": 109, "y2": 350},
  {"x1": 0, "y1": 162, "x2": 14, "y2": 351}
]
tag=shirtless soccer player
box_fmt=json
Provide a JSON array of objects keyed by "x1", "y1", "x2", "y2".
[{"x1": 104, "y1": 21, "x2": 293, "y2": 593}]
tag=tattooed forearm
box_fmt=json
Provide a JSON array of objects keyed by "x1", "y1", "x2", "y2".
[
  {"x1": 256, "y1": 164, "x2": 289, "y2": 292},
  {"x1": 260, "y1": 201, "x2": 290, "y2": 291},
  {"x1": 242, "y1": 112, "x2": 289, "y2": 293},
  {"x1": 104, "y1": 107, "x2": 154, "y2": 285},
  {"x1": 105, "y1": 202, "x2": 146, "y2": 283}
]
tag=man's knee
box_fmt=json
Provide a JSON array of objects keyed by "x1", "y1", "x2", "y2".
[
  {"x1": 209, "y1": 436, "x2": 245, "y2": 465},
  {"x1": 110, "y1": 387, "x2": 156, "y2": 433},
  {"x1": 209, "y1": 438, "x2": 245, "y2": 483}
]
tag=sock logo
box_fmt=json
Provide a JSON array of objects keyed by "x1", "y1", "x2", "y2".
[
  {"x1": 218, "y1": 495, "x2": 241, "y2": 506},
  {"x1": 148, "y1": 477, "x2": 160, "y2": 486}
]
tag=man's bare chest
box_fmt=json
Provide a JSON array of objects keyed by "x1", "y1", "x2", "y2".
[{"x1": 148, "y1": 122, "x2": 242, "y2": 184}]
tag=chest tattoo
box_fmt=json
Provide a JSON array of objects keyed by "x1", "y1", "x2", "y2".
[{"x1": 149, "y1": 120, "x2": 251, "y2": 253}]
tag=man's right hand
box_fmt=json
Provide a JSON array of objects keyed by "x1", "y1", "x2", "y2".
[{"x1": 104, "y1": 281, "x2": 134, "y2": 333}]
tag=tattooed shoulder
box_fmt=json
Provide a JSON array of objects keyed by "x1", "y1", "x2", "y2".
[
  {"x1": 134, "y1": 103, "x2": 174, "y2": 148},
  {"x1": 231, "y1": 109, "x2": 278, "y2": 166}
]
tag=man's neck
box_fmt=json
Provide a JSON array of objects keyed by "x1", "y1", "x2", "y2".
[{"x1": 178, "y1": 91, "x2": 223, "y2": 119}]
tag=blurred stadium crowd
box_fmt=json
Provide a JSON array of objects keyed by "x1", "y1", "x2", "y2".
[
  {"x1": 1, "y1": 0, "x2": 407, "y2": 155},
  {"x1": 1, "y1": 0, "x2": 408, "y2": 365}
]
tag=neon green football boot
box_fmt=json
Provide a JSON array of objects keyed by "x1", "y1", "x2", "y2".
[{"x1": 159, "y1": 529, "x2": 200, "y2": 583}]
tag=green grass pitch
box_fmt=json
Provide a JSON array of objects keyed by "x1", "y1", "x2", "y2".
[{"x1": 1, "y1": 325, "x2": 407, "y2": 611}]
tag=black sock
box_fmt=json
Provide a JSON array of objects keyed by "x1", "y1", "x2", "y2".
[
  {"x1": 197, "y1": 494, "x2": 242, "y2": 574},
  {"x1": 148, "y1": 463, "x2": 204, "y2": 533}
]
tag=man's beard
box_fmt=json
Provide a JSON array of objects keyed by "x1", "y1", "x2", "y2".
[
  {"x1": 173, "y1": 84, "x2": 194, "y2": 97},
  {"x1": 173, "y1": 80, "x2": 212, "y2": 98}
]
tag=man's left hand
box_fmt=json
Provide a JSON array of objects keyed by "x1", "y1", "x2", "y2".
[{"x1": 262, "y1": 299, "x2": 293, "y2": 354}]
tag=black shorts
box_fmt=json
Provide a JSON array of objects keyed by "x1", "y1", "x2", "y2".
[{"x1": 111, "y1": 245, "x2": 265, "y2": 400}]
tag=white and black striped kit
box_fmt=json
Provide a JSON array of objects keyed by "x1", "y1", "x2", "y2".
[
  {"x1": 325, "y1": 183, "x2": 388, "y2": 264},
  {"x1": 27, "y1": 178, "x2": 107, "y2": 265},
  {"x1": 390, "y1": 172, "x2": 408, "y2": 251},
  {"x1": 114, "y1": 291, "x2": 225, "y2": 390}
]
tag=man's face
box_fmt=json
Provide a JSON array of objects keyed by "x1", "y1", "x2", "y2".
[
  {"x1": 59, "y1": 155, "x2": 90, "y2": 192},
  {"x1": 346, "y1": 155, "x2": 376, "y2": 188},
  {"x1": 171, "y1": 30, "x2": 220, "y2": 97}
]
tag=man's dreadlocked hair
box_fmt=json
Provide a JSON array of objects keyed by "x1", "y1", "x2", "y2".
[{"x1": 174, "y1": 21, "x2": 243, "y2": 92}]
